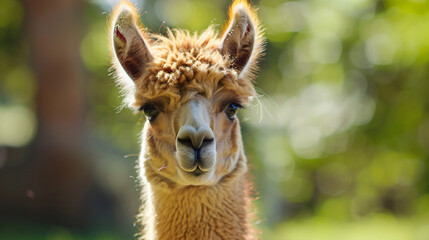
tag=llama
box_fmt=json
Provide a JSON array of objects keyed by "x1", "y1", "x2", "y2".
[{"x1": 109, "y1": 0, "x2": 264, "y2": 239}]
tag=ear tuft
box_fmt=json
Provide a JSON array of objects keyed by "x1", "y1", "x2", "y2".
[{"x1": 221, "y1": 0, "x2": 264, "y2": 80}]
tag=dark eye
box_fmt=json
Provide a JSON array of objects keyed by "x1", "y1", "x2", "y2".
[
  {"x1": 140, "y1": 104, "x2": 159, "y2": 122},
  {"x1": 225, "y1": 103, "x2": 242, "y2": 120}
]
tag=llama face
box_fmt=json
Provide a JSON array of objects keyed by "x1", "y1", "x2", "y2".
[{"x1": 110, "y1": 0, "x2": 264, "y2": 186}]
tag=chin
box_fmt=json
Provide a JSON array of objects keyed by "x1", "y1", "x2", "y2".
[{"x1": 177, "y1": 168, "x2": 217, "y2": 186}]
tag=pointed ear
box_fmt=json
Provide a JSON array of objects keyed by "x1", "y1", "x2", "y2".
[
  {"x1": 109, "y1": 1, "x2": 153, "y2": 103},
  {"x1": 220, "y1": 0, "x2": 264, "y2": 79}
]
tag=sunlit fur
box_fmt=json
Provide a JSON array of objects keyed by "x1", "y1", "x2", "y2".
[
  {"x1": 109, "y1": 0, "x2": 264, "y2": 239},
  {"x1": 221, "y1": 0, "x2": 264, "y2": 81}
]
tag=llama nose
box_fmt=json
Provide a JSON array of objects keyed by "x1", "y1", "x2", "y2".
[{"x1": 177, "y1": 125, "x2": 214, "y2": 150}]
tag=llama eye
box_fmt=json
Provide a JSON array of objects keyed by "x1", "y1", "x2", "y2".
[
  {"x1": 141, "y1": 104, "x2": 159, "y2": 122},
  {"x1": 225, "y1": 103, "x2": 241, "y2": 120}
]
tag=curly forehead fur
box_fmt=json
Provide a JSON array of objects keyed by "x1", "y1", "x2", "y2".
[{"x1": 135, "y1": 28, "x2": 256, "y2": 109}]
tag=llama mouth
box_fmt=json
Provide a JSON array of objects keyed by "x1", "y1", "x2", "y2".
[{"x1": 190, "y1": 167, "x2": 206, "y2": 176}]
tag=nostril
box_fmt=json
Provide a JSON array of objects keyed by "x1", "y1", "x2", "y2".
[
  {"x1": 202, "y1": 138, "x2": 214, "y2": 147},
  {"x1": 177, "y1": 138, "x2": 195, "y2": 149}
]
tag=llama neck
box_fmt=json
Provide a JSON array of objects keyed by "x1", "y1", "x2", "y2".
[{"x1": 140, "y1": 162, "x2": 255, "y2": 240}]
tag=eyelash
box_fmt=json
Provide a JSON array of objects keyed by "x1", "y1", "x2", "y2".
[
  {"x1": 224, "y1": 102, "x2": 243, "y2": 120},
  {"x1": 139, "y1": 104, "x2": 159, "y2": 122}
]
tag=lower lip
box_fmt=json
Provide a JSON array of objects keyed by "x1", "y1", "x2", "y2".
[{"x1": 190, "y1": 168, "x2": 206, "y2": 176}]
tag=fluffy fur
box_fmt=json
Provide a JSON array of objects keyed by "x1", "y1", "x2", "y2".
[
  {"x1": 109, "y1": 1, "x2": 264, "y2": 239},
  {"x1": 135, "y1": 28, "x2": 256, "y2": 110}
]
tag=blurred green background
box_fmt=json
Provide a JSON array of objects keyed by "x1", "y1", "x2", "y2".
[{"x1": 1, "y1": 0, "x2": 429, "y2": 239}]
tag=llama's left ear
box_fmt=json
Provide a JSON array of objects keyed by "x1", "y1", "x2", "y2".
[{"x1": 220, "y1": 0, "x2": 264, "y2": 78}]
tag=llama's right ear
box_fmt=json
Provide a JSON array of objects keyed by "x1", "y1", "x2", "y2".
[{"x1": 110, "y1": 1, "x2": 153, "y2": 98}]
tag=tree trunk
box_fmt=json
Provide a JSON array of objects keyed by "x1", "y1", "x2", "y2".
[{"x1": 0, "y1": 0, "x2": 93, "y2": 227}]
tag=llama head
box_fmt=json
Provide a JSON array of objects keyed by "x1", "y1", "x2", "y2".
[{"x1": 110, "y1": 0, "x2": 264, "y2": 186}]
